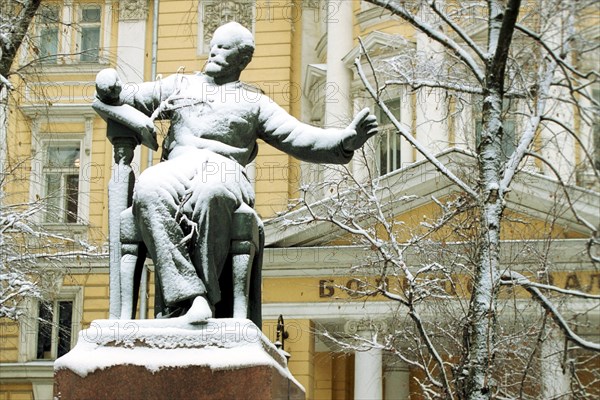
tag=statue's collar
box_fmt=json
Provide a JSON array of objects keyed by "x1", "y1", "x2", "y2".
[{"x1": 195, "y1": 72, "x2": 242, "y2": 88}]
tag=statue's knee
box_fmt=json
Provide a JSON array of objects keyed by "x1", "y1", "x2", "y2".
[{"x1": 133, "y1": 176, "x2": 167, "y2": 208}]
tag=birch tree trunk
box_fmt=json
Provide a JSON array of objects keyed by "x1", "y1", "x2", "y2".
[{"x1": 461, "y1": 1, "x2": 522, "y2": 398}]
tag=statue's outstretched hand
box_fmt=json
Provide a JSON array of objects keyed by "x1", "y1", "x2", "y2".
[
  {"x1": 96, "y1": 68, "x2": 123, "y2": 105},
  {"x1": 341, "y1": 108, "x2": 379, "y2": 152}
]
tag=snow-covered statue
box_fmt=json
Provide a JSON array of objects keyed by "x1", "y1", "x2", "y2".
[{"x1": 95, "y1": 22, "x2": 378, "y2": 324}]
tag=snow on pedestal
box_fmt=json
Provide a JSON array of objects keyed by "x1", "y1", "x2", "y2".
[{"x1": 54, "y1": 318, "x2": 304, "y2": 400}]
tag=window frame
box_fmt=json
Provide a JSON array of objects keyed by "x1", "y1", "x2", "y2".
[
  {"x1": 35, "y1": 298, "x2": 75, "y2": 360},
  {"x1": 375, "y1": 97, "x2": 402, "y2": 176},
  {"x1": 41, "y1": 141, "x2": 82, "y2": 224},
  {"x1": 37, "y1": 4, "x2": 61, "y2": 64},
  {"x1": 32, "y1": 1, "x2": 110, "y2": 67},
  {"x1": 18, "y1": 286, "x2": 82, "y2": 362},
  {"x1": 29, "y1": 116, "x2": 93, "y2": 227},
  {"x1": 76, "y1": 4, "x2": 102, "y2": 63}
]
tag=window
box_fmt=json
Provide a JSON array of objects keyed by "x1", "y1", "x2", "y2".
[
  {"x1": 38, "y1": 5, "x2": 60, "y2": 63},
  {"x1": 33, "y1": 2, "x2": 109, "y2": 66},
  {"x1": 36, "y1": 300, "x2": 74, "y2": 360},
  {"x1": 18, "y1": 286, "x2": 81, "y2": 362},
  {"x1": 42, "y1": 142, "x2": 81, "y2": 223},
  {"x1": 78, "y1": 5, "x2": 101, "y2": 62},
  {"x1": 376, "y1": 98, "x2": 402, "y2": 175}
]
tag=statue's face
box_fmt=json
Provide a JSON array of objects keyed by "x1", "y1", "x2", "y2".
[{"x1": 205, "y1": 31, "x2": 245, "y2": 81}]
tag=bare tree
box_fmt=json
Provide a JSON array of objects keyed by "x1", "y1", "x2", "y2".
[
  {"x1": 1, "y1": 0, "x2": 102, "y2": 321},
  {"x1": 0, "y1": 164, "x2": 100, "y2": 320},
  {"x1": 279, "y1": 1, "x2": 599, "y2": 398},
  {"x1": 0, "y1": 0, "x2": 41, "y2": 87}
]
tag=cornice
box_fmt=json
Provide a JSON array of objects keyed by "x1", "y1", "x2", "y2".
[
  {"x1": 0, "y1": 362, "x2": 54, "y2": 380},
  {"x1": 19, "y1": 103, "x2": 96, "y2": 118},
  {"x1": 342, "y1": 30, "x2": 412, "y2": 67}
]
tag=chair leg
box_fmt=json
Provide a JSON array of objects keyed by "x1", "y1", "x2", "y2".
[
  {"x1": 231, "y1": 246, "x2": 254, "y2": 319},
  {"x1": 119, "y1": 254, "x2": 138, "y2": 319}
]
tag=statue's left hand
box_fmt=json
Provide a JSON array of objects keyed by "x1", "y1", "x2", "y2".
[{"x1": 341, "y1": 108, "x2": 379, "y2": 152}]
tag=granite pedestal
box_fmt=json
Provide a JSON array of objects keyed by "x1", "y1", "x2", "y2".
[{"x1": 54, "y1": 318, "x2": 304, "y2": 400}]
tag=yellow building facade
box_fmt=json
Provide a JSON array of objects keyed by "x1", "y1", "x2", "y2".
[{"x1": 1, "y1": 1, "x2": 599, "y2": 399}]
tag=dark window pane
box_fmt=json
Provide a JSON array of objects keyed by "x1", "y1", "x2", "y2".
[
  {"x1": 39, "y1": 27, "x2": 58, "y2": 63},
  {"x1": 39, "y1": 6, "x2": 59, "y2": 63},
  {"x1": 394, "y1": 133, "x2": 402, "y2": 170},
  {"x1": 57, "y1": 301, "x2": 73, "y2": 357},
  {"x1": 80, "y1": 27, "x2": 100, "y2": 62},
  {"x1": 502, "y1": 120, "x2": 516, "y2": 158},
  {"x1": 40, "y1": 5, "x2": 60, "y2": 22},
  {"x1": 36, "y1": 302, "x2": 53, "y2": 359},
  {"x1": 65, "y1": 174, "x2": 79, "y2": 223},
  {"x1": 379, "y1": 135, "x2": 388, "y2": 176},
  {"x1": 44, "y1": 173, "x2": 61, "y2": 223}
]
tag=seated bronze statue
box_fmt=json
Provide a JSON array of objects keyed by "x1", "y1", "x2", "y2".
[{"x1": 95, "y1": 22, "x2": 378, "y2": 325}]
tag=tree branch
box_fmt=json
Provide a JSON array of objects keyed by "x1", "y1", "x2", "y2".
[
  {"x1": 365, "y1": 0, "x2": 485, "y2": 83},
  {"x1": 0, "y1": 0, "x2": 42, "y2": 80},
  {"x1": 355, "y1": 49, "x2": 479, "y2": 200},
  {"x1": 524, "y1": 151, "x2": 598, "y2": 234},
  {"x1": 427, "y1": 0, "x2": 487, "y2": 61},
  {"x1": 500, "y1": 271, "x2": 600, "y2": 352}
]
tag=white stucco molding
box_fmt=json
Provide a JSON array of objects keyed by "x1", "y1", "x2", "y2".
[
  {"x1": 264, "y1": 148, "x2": 600, "y2": 247},
  {"x1": 0, "y1": 362, "x2": 54, "y2": 400},
  {"x1": 19, "y1": 104, "x2": 97, "y2": 119},
  {"x1": 118, "y1": 0, "x2": 149, "y2": 21},
  {"x1": 263, "y1": 239, "x2": 597, "y2": 277},
  {"x1": 342, "y1": 30, "x2": 412, "y2": 68}
]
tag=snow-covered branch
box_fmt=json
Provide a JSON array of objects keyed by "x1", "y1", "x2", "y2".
[
  {"x1": 355, "y1": 51, "x2": 479, "y2": 200},
  {"x1": 0, "y1": 0, "x2": 42, "y2": 82},
  {"x1": 427, "y1": 1, "x2": 487, "y2": 61},
  {"x1": 501, "y1": 271, "x2": 600, "y2": 300},
  {"x1": 500, "y1": 57, "x2": 556, "y2": 191},
  {"x1": 365, "y1": 0, "x2": 486, "y2": 83},
  {"x1": 500, "y1": 271, "x2": 600, "y2": 352},
  {"x1": 383, "y1": 78, "x2": 484, "y2": 95},
  {"x1": 524, "y1": 152, "x2": 598, "y2": 234}
]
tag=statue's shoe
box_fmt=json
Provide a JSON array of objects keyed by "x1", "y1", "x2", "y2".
[{"x1": 185, "y1": 296, "x2": 212, "y2": 324}]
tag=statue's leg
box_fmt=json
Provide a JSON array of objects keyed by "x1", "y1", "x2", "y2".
[
  {"x1": 188, "y1": 183, "x2": 239, "y2": 306},
  {"x1": 186, "y1": 154, "x2": 255, "y2": 308},
  {"x1": 132, "y1": 159, "x2": 207, "y2": 307}
]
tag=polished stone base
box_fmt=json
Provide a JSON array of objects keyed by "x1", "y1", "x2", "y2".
[{"x1": 54, "y1": 318, "x2": 304, "y2": 400}]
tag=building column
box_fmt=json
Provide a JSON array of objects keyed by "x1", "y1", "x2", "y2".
[
  {"x1": 541, "y1": 334, "x2": 570, "y2": 398},
  {"x1": 384, "y1": 361, "x2": 410, "y2": 400},
  {"x1": 346, "y1": 320, "x2": 384, "y2": 400},
  {"x1": 324, "y1": 0, "x2": 353, "y2": 128}
]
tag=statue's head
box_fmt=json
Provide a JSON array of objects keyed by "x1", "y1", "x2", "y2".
[{"x1": 204, "y1": 22, "x2": 255, "y2": 83}]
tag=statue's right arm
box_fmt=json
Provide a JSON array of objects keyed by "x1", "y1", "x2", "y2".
[{"x1": 95, "y1": 68, "x2": 179, "y2": 117}]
